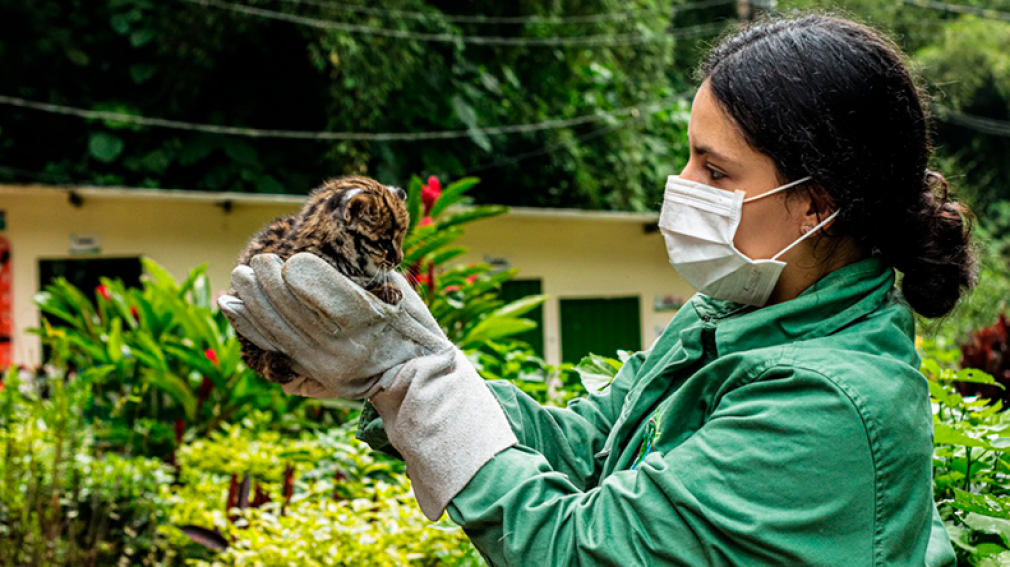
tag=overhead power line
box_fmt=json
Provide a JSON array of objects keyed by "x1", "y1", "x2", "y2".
[
  {"x1": 901, "y1": 0, "x2": 1010, "y2": 23},
  {"x1": 934, "y1": 105, "x2": 1010, "y2": 137},
  {"x1": 267, "y1": 0, "x2": 735, "y2": 25},
  {"x1": 0, "y1": 93, "x2": 690, "y2": 141},
  {"x1": 183, "y1": 0, "x2": 729, "y2": 46}
]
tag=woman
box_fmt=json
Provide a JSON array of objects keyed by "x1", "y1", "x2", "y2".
[{"x1": 220, "y1": 14, "x2": 975, "y2": 566}]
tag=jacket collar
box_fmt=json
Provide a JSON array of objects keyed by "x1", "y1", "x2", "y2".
[{"x1": 692, "y1": 258, "x2": 901, "y2": 356}]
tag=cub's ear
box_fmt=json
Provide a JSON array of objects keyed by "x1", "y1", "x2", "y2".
[{"x1": 341, "y1": 189, "x2": 376, "y2": 223}]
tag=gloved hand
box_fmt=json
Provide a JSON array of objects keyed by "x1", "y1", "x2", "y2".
[
  {"x1": 370, "y1": 347, "x2": 518, "y2": 520},
  {"x1": 220, "y1": 252, "x2": 518, "y2": 520},
  {"x1": 218, "y1": 252, "x2": 450, "y2": 399}
]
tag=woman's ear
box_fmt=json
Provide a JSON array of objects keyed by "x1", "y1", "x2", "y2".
[{"x1": 799, "y1": 184, "x2": 838, "y2": 234}]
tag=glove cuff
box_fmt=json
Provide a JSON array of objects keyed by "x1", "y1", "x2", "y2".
[{"x1": 369, "y1": 347, "x2": 517, "y2": 520}]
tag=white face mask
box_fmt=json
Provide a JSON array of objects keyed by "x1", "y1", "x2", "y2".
[{"x1": 659, "y1": 175, "x2": 840, "y2": 307}]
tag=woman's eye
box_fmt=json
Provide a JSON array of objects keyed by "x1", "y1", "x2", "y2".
[{"x1": 707, "y1": 167, "x2": 726, "y2": 181}]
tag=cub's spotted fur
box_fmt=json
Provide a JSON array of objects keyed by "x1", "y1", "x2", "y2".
[{"x1": 235, "y1": 175, "x2": 409, "y2": 384}]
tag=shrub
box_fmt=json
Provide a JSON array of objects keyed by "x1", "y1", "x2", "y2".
[
  {"x1": 165, "y1": 420, "x2": 481, "y2": 566},
  {"x1": 0, "y1": 367, "x2": 176, "y2": 567}
]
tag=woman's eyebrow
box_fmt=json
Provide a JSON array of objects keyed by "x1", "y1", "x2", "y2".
[{"x1": 693, "y1": 145, "x2": 738, "y2": 166}]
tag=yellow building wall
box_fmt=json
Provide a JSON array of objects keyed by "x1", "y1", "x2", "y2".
[{"x1": 0, "y1": 186, "x2": 694, "y2": 367}]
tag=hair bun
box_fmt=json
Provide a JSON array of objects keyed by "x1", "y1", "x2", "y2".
[{"x1": 892, "y1": 171, "x2": 977, "y2": 318}]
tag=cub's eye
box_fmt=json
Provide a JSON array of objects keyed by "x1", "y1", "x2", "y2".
[{"x1": 387, "y1": 185, "x2": 407, "y2": 201}]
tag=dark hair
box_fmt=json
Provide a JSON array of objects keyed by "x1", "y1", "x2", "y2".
[{"x1": 699, "y1": 14, "x2": 976, "y2": 318}]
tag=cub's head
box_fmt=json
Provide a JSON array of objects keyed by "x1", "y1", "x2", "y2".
[{"x1": 300, "y1": 176, "x2": 409, "y2": 275}]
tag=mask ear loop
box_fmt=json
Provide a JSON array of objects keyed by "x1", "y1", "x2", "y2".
[
  {"x1": 771, "y1": 209, "x2": 841, "y2": 261},
  {"x1": 742, "y1": 176, "x2": 813, "y2": 203}
]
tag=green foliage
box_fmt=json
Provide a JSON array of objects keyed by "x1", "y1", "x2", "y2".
[
  {"x1": 167, "y1": 423, "x2": 481, "y2": 566},
  {"x1": 924, "y1": 339, "x2": 1010, "y2": 565},
  {"x1": 0, "y1": 367, "x2": 176, "y2": 567},
  {"x1": 403, "y1": 175, "x2": 548, "y2": 352},
  {"x1": 927, "y1": 201, "x2": 1010, "y2": 344},
  {"x1": 0, "y1": 0, "x2": 710, "y2": 211},
  {"x1": 29, "y1": 257, "x2": 296, "y2": 455},
  {"x1": 777, "y1": 0, "x2": 1010, "y2": 208}
]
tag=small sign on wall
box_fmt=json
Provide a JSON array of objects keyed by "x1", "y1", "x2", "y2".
[
  {"x1": 484, "y1": 255, "x2": 512, "y2": 274},
  {"x1": 70, "y1": 233, "x2": 101, "y2": 255},
  {"x1": 653, "y1": 294, "x2": 686, "y2": 312}
]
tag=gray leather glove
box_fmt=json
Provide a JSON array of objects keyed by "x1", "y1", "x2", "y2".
[
  {"x1": 220, "y1": 252, "x2": 517, "y2": 520},
  {"x1": 218, "y1": 252, "x2": 450, "y2": 399},
  {"x1": 370, "y1": 347, "x2": 518, "y2": 520}
]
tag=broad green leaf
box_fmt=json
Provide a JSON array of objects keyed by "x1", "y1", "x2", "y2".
[
  {"x1": 951, "y1": 488, "x2": 1010, "y2": 519},
  {"x1": 179, "y1": 264, "x2": 209, "y2": 297},
  {"x1": 966, "y1": 513, "x2": 1010, "y2": 547},
  {"x1": 461, "y1": 318, "x2": 537, "y2": 348},
  {"x1": 142, "y1": 257, "x2": 179, "y2": 292},
  {"x1": 576, "y1": 354, "x2": 623, "y2": 394},
  {"x1": 403, "y1": 229, "x2": 463, "y2": 267},
  {"x1": 934, "y1": 423, "x2": 990, "y2": 448},
  {"x1": 435, "y1": 206, "x2": 508, "y2": 232},
  {"x1": 489, "y1": 294, "x2": 547, "y2": 320},
  {"x1": 145, "y1": 370, "x2": 197, "y2": 420},
  {"x1": 430, "y1": 177, "x2": 480, "y2": 218},
  {"x1": 956, "y1": 368, "x2": 1003, "y2": 389}
]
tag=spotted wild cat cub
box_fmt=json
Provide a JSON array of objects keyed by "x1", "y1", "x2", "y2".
[{"x1": 235, "y1": 175, "x2": 409, "y2": 384}]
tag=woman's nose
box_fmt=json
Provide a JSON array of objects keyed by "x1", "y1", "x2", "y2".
[{"x1": 677, "y1": 159, "x2": 705, "y2": 184}]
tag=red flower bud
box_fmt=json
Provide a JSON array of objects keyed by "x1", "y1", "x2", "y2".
[
  {"x1": 444, "y1": 285, "x2": 461, "y2": 293},
  {"x1": 421, "y1": 176, "x2": 441, "y2": 214},
  {"x1": 129, "y1": 305, "x2": 140, "y2": 322},
  {"x1": 204, "y1": 348, "x2": 219, "y2": 365},
  {"x1": 420, "y1": 216, "x2": 434, "y2": 227},
  {"x1": 466, "y1": 274, "x2": 478, "y2": 284},
  {"x1": 416, "y1": 274, "x2": 430, "y2": 286},
  {"x1": 96, "y1": 284, "x2": 111, "y2": 301}
]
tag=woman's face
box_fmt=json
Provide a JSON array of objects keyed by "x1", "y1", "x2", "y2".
[{"x1": 679, "y1": 80, "x2": 811, "y2": 262}]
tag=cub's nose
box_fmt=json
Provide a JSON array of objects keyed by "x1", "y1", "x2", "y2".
[{"x1": 387, "y1": 249, "x2": 403, "y2": 267}]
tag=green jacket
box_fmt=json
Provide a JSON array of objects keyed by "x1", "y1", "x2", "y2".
[{"x1": 361, "y1": 259, "x2": 956, "y2": 566}]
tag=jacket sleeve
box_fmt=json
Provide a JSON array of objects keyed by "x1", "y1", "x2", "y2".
[
  {"x1": 479, "y1": 351, "x2": 647, "y2": 491},
  {"x1": 357, "y1": 351, "x2": 648, "y2": 491},
  {"x1": 447, "y1": 366, "x2": 897, "y2": 567}
]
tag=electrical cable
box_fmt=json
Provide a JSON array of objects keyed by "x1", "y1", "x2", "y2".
[
  {"x1": 265, "y1": 0, "x2": 736, "y2": 25},
  {"x1": 934, "y1": 105, "x2": 1010, "y2": 137},
  {"x1": 183, "y1": 0, "x2": 729, "y2": 46},
  {"x1": 901, "y1": 0, "x2": 1010, "y2": 23},
  {"x1": 0, "y1": 93, "x2": 689, "y2": 141},
  {"x1": 462, "y1": 121, "x2": 628, "y2": 176}
]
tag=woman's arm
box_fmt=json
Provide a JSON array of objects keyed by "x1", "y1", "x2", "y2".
[
  {"x1": 357, "y1": 351, "x2": 648, "y2": 491},
  {"x1": 446, "y1": 365, "x2": 936, "y2": 566}
]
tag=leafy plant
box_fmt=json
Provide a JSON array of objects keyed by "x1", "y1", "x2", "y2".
[
  {"x1": 165, "y1": 422, "x2": 482, "y2": 566},
  {"x1": 0, "y1": 367, "x2": 176, "y2": 567},
  {"x1": 29, "y1": 258, "x2": 297, "y2": 456},
  {"x1": 924, "y1": 339, "x2": 1010, "y2": 565},
  {"x1": 401, "y1": 175, "x2": 548, "y2": 351}
]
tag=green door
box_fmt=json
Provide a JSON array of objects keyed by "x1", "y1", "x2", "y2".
[
  {"x1": 501, "y1": 279, "x2": 544, "y2": 357},
  {"x1": 560, "y1": 297, "x2": 641, "y2": 363}
]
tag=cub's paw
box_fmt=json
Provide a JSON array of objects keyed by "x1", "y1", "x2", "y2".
[{"x1": 369, "y1": 281, "x2": 402, "y2": 305}]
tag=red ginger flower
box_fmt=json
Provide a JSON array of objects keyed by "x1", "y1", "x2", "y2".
[
  {"x1": 420, "y1": 216, "x2": 434, "y2": 227},
  {"x1": 466, "y1": 274, "x2": 478, "y2": 284},
  {"x1": 96, "y1": 284, "x2": 111, "y2": 301},
  {"x1": 204, "y1": 348, "x2": 219, "y2": 365},
  {"x1": 421, "y1": 176, "x2": 441, "y2": 214},
  {"x1": 444, "y1": 285, "x2": 461, "y2": 293},
  {"x1": 130, "y1": 305, "x2": 140, "y2": 322}
]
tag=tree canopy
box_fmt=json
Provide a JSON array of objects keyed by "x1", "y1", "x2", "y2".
[{"x1": 1, "y1": 0, "x2": 1008, "y2": 211}]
